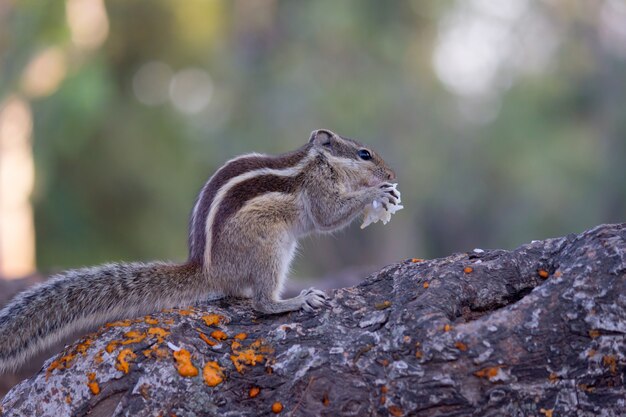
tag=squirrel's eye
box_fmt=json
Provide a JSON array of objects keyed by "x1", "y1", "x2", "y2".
[{"x1": 358, "y1": 149, "x2": 372, "y2": 160}]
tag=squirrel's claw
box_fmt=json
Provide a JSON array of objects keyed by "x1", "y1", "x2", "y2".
[{"x1": 300, "y1": 287, "x2": 328, "y2": 312}]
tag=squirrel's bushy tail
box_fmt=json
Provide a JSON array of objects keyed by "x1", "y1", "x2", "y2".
[{"x1": 0, "y1": 261, "x2": 205, "y2": 374}]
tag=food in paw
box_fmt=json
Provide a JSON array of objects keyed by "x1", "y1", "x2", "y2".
[{"x1": 361, "y1": 183, "x2": 403, "y2": 229}]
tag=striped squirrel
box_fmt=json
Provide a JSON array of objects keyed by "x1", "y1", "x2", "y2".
[{"x1": 0, "y1": 129, "x2": 398, "y2": 373}]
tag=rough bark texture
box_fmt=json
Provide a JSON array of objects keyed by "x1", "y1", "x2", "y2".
[{"x1": 1, "y1": 223, "x2": 625, "y2": 417}]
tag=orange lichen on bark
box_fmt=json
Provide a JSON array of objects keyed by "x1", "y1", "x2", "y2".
[
  {"x1": 249, "y1": 386, "x2": 260, "y2": 398},
  {"x1": 211, "y1": 330, "x2": 228, "y2": 341},
  {"x1": 87, "y1": 372, "x2": 100, "y2": 395},
  {"x1": 156, "y1": 348, "x2": 169, "y2": 359},
  {"x1": 230, "y1": 339, "x2": 273, "y2": 374},
  {"x1": 202, "y1": 361, "x2": 225, "y2": 387},
  {"x1": 415, "y1": 342, "x2": 423, "y2": 359},
  {"x1": 554, "y1": 270, "x2": 562, "y2": 278},
  {"x1": 65, "y1": 394, "x2": 72, "y2": 404},
  {"x1": 410, "y1": 258, "x2": 424, "y2": 263},
  {"x1": 105, "y1": 320, "x2": 132, "y2": 328},
  {"x1": 473, "y1": 366, "x2": 502, "y2": 380},
  {"x1": 231, "y1": 350, "x2": 264, "y2": 373},
  {"x1": 94, "y1": 350, "x2": 104, "y2": 364},
  {"x1": 87, "y1": 381, "x2": 100, "y2": 395},
  {"x1": 588, "y1": 329, "x2": 600, "y2": 339},
  {"x1": 603, "y1": 355, "x2": 617, "y2": 374},
  {"x1": 144, "y1": 316, "x2": 159, "y2": 325},
  {"x1": 548, "y1": 373, "x2": 559, "y2": 383},
  {"x1": 47, "y1": 336, "x2": 97, "y2": 375},
  {"x1": 443, "y1": 324, "x2": 452, "y2": 332},
  {"x1": 423, "y1": 281, "x2": 429, "y2": 288},
  {"x1": 173, "y1": 349, "x2": 198, "y2": 377},
  {"x1": 76, "y1": 338, "x2": 93, "y2": 355},
  {"x1": 463, "y1": 266, "x2": 473, "y2": 274},
  {"x1": 148, "y1": 327, "x2": 169, "y2": 336},
  {"x1": 454, "y1": 341, "x2": 468, "y2": 351},
  {"x1": 587, "y1": 348, "x2": 597, "y2": 357},
  {"x1": 148, "y1": 327, "x2": 170, "y2": 342},
  {"x1": 102, "y1": 331, "x2": 147, "y2": 356},
  {"x1": 46, "y1": 351, "x2": 78, "y2": 377},
  {"x1": 177, "y1": 308, "x2": 195, "y2": 316},
  {"x1": 578, "y1": 383, "x2": 595, "y2": 393},
  {"x1": 539, "y1": 408, "x2": 553, "y2": 417},
  {"x1": 538, "y1": 269, "x2": 549, "y2": 279},
  {"x1": 115, "y1": 348, "x2": 137, "y2": 374},
  {"x1": 234, "y1": 333, "x2": 247, "y2": 340},
  {"x1": 389, "y1": 405, "x2": 404, "y2": 416},
  {"x1": 202, "y1": 314, "x2": 224, "y2": 326},
  {"x1": 121, "y1": 330, "x2": 147, "y2": 345},
  {"x1": 271, "y1": 402, "x2": 283, "y2": 413},
  {"x1": 199, "y1": 332, "x2": 217, "y2": 346},
  {"x1": 143, "y1": 346, "x2": 169, "y2": 359},
  {"x1": 380, "y1": 385, "x2": 388, "y2": 404}
]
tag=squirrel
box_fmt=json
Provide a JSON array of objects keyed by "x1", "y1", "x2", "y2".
[{"x1": 0, "y1": 129, "x2": 398, "y2": 373}]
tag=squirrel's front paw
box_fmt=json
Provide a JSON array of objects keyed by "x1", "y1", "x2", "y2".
[
  {"x1": 299, "y1": 287, "x2": 328, "y2": 312},
  {"x1": 376, "y1": 182, "x2": 400, "y2": 208}
]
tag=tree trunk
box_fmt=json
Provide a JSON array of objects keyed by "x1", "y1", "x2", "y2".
[{"x1": 1, "y1": 223, "x2": 625, "y2": 416}]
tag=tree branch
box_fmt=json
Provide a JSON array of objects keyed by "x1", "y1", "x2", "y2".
[{"x1": 2, "y1": 223, "x2": 624, "y2": 416}]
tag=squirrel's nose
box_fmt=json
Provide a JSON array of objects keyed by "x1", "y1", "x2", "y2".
[{"x1": 386, "y1": 168, "x2": 397, "y2": 181}]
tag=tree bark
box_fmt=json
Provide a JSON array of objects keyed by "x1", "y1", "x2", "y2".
[{"x1": 1, "y1": 223, "x2": 625, "y2": 417}]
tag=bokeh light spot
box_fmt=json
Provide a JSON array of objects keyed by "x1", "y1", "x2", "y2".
[{"x1": 169, "y1": 68, "x2": 214, "y2": 115}]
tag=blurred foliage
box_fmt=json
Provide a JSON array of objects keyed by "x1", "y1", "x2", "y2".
[{"x1": 0, "y1": 0, "x2": 624, "y2": 278}]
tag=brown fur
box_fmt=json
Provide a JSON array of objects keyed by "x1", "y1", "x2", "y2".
[
  {"x1": 188, "y1": 145, "x2": 311, "y2": 264},
  {"x1": 211, "y1": 172, "x2": 306, "y2": 258}
]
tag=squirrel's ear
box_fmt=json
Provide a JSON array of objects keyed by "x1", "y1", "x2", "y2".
[{"x1": 309, "y1": 129, "x2": 334, "y2": 147}]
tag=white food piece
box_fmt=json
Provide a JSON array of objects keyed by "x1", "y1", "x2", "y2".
[{"x1": 360, "y1": 183, "x2": 404, "y2": 229}]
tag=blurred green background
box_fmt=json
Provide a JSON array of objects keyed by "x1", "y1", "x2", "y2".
[{"x1": 1, "y1": 0, "x2": 625, "y2": 281}]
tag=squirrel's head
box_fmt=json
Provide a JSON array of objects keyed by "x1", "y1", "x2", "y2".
[{"x1": 309, "y1": 129, "x2": 396, "y2": 189}]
